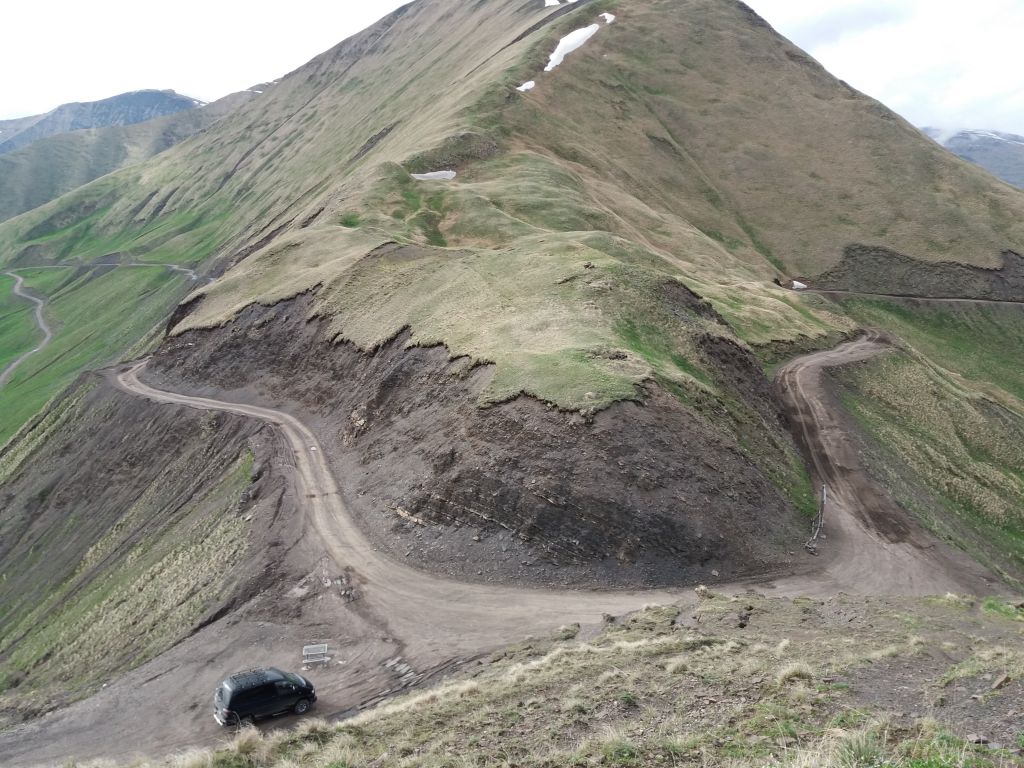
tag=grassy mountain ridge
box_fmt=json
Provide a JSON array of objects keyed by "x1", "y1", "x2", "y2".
[{"x1": 0, "y1": 0, "x2": 1022, "y2": 550}]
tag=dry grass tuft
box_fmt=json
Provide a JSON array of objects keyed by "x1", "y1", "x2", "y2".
[
  {"x1": 167, "y1": 750, "x2": 213, "y2": 768},
  {"x1": 665, "y1": 656, "x2": 689, "y2": 675},
  {"x1": 775, "y1": 662, "x2": 814, "y2": 687}
]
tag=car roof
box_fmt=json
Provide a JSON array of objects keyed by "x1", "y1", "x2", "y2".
[{"x1": 222, "y1": 667, "x2": 286, "y2": 691}]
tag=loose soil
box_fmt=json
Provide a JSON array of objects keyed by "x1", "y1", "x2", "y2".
[{"x1": 146, "y1": 294, "x2": 807, "y2": 589}]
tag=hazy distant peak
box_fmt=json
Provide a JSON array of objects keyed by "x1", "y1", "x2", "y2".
[
  {"x1": 923, "y1": 126, "x2": 1024, "y2": 188},
  {"x1": 0, "y1": 90, "x2": 201, "y2": 155}
]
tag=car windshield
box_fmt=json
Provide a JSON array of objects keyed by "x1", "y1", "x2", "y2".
[{"x1": 284, "y1": 672, "x2": 303, "y2": 685}]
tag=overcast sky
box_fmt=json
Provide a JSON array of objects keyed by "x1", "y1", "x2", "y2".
[{"x1": 3, "y1": 1, "x2": 1023, "y2": 135}]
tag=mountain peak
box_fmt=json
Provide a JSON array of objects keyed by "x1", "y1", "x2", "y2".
[
  {"x1": 923, "y1": 125, "x2": 1024, "y2": 187},
  {"x1": 0, "y1": 89, "x2": 201, "y2": 155}
]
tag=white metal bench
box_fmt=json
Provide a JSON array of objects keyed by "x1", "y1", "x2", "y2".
[{"x1": 302, "y1": 643, "x2": 330, "y2": 665}]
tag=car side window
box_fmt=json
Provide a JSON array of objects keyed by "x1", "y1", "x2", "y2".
[{"x1": 274, "y1": 681, "x2": 294, "y2": 695}]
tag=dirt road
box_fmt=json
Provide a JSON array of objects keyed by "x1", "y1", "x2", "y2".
[
  {"x1": 0, "y1": 271, "x2": 53, "y2": 388},
  {"x1": 774, "y1": 331, "x2": 996, "y2": 596},
  {"x1": 0, "y1": 262, "x2": 204, "y2": 391},
  {"x1": 0, "y1": 337, "x2": 1004, "y2": 766},
  {"x1": 809, "y1": 288, "x2": 1024, "y2": 307},
  {"x1": 114, "y1": 361, "x2": 688, "y2": 662}
]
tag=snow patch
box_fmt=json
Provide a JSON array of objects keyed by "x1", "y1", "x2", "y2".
[
  {"x1": 411, "y1": 170, "x2": 457, "y2": 181},
  {"x1": 544, "y1": 24, "x2": 601, "y2": 72},
  {"x1": 517, "y1": 81, "x2": 536, "y2": 92},
  {"x1": 544, "y1": 0, "x2": 559, "y2": 5},
  {"x1": 962, "y1": 129, "x2": 1024, "y2": 146},
  {"x1": 600, "y1": 12, "x2": 615, "y2": 23}
]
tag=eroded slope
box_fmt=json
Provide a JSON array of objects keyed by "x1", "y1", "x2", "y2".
[{"x1": 0, "y1": 376, "x2": 284, "y2": 724}]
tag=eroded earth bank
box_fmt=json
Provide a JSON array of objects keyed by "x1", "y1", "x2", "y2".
[{"x1": 146, "y1": 290, "x2": 810, "y2": 589}]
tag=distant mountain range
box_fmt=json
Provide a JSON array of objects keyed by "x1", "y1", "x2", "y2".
[
  {"x1": 924, "y1": 127, "x2": 1024, "y2": 189},
  {"x1": 0, "y1": 90, "x2": 202, "y2": 155},
  {"x1": 0, "y1": 89, "x2": 261, "y2": 223}
]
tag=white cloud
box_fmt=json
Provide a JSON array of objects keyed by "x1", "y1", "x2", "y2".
[
  {"x1": 1, "y1": 0, "x2": 409, "y2": 119},
  {"x1": 747, "y1": 0, "x2": 1024, "y2": 134}
]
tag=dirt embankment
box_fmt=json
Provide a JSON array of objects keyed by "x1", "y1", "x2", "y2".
[
  {"x1": 813, "y1": 245, "x2": 1024, "y2": 301},
  {"x1": 147, "y1": 294, "x2": 808, "y2": 588}
]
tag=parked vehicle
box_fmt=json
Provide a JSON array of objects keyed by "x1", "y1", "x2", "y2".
[{"x1": 213, "y1": 667, "x2": 316, "y2": 726}]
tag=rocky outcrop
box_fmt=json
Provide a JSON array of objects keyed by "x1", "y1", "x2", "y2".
[{"x1": 814, "y1": 245, "x2": 1024, "y2": 301}]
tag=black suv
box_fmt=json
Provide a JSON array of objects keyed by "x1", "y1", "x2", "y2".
[{"x1": 213, "y1": 667, "x2": 316, "y2": 726}]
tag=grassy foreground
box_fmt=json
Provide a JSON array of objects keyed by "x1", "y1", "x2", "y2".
[{"x1": 76, "y1": 593, "x2": 1024, "y2": 768}]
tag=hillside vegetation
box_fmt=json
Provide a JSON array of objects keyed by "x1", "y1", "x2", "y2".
[
  {"x1": 107, "y1": 594, "x2": 1024, "y2": 768},
  {"x1": 0, "y1": 0, "x2": 1019, "y2": 428}
]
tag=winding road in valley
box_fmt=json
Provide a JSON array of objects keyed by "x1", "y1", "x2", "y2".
[
  {"x1": 0, "y1": 263, "x2": 206, "y2": 391},
  {"x1": 0, "y1": 272, "x2": 53, "y2": 388}
]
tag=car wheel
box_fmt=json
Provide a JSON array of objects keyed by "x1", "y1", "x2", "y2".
[{"x1": 293, "y1": 698, "x2": 311, "y2": 715}]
